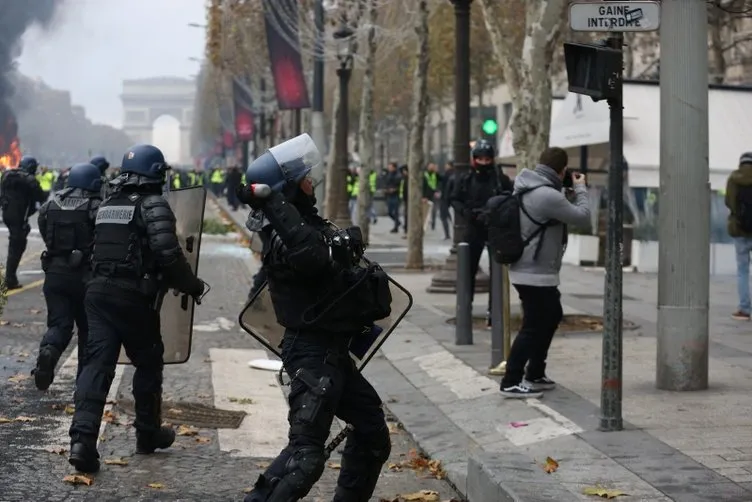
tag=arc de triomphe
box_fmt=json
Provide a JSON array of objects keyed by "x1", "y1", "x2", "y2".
[{"x1": 120, "y1": 77, "x2": 195, "y2": 165}]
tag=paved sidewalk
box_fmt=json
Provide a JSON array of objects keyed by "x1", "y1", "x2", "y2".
[{"x1": 215, "y1": 193, "x2": 752, "y2": 501}]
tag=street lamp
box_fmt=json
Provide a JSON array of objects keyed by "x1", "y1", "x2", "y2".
[{"x1": 331, "y1": 23, "x2": 355, "y2": 226}]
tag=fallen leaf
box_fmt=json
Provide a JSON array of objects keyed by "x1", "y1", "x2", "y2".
[
  {"x1": 243, "y1": 487, "x2": 252, "y2": 493},
  {"x1": 64, "y1": 404, "x2": 75, "y2": 414},
  {"x1": 387, "y1": 462, "x2": 403, "y2": 472},
  {"x1": 17, "y1": 351, "x2": 29, "y2": 357},
  {"x1": 541, "y1": 456, "x2": 559, "y2": 474},
  {"x1": 63, "y1": 474, "x2": 93, "y2": 486},
  {"x1": 147, "y1": 483, "x2": 165, "y2": 489},
  {"x1": 104, "y1": 457, "x2": 129, "y2": 466},
  {"x1": 29, "y1": 309, "x2": 41, "y2": 314},
  {"x1": 397, "y1": 450, "x2": 446, "y2": 479},
  {"x1": 255, "y1": 461, "x2": 270, "y2": 469},
  {"x1": 401, "y1": 490, "x2": 439, "y2": 501},
  {"x1": 11, "y1": 322, "x2": 25, "y2": 328},
  {"x1": 167, "y1": 408, "x2": 183, "y2": 415},
  {"x1": 8, "y1": 374, "x2": 29, "y2": 383},
  {"x1": 327, "y1": 462, "x2": 341, "y2": 469},
  {"x1": 195, "y1": 436, "x2": 211, "y2": 444},
  {"x1": 102, "y1": 410, "x2": 119, "y2": 424},
  {"x1": 98, "y1": 435, "x2": 106, "y2": 442},
  {"x1": 105, "y1": 399, "x2": 118, "y2": 405},
  {"x1": 14, "y1": 416, "x2": 36, "y2": 422},
  {"x1": 0, "y1": 416, "x2": 13, "y2": 424},
  {"x1": 0, "y1": 320, "x2": 9, "y2": 325},
  {"x1": 177, "y1": 424, "x2": 199, "y2": 436},
  {"x1": 509, "y1": 421, "x2": 528, "y2": 428},
  {"x1": 582, "y1": 486, "x2": 629, "y2": 499},
  {"x1": 228, "y1": 397, "x2": 255, "y2": 405},
  {"x1": 387, "y1": 422, "x2": 402, "y2": 434},
  {"x1": 46, "y1": 447, "x2": 67, "y2": 455}
]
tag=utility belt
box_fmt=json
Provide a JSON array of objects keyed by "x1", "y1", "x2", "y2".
[
  {"x1": 41, "y1": 250, "x2": 88, "y2": 271},
  {"x1": 90, "y1": 262, "x2": 160, "y2": 298}
]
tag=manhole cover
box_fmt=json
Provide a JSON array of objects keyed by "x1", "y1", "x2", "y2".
[
  {"x1": 117, "y1": 400, "x2": 246, "y2": 429},
  {"x1": 446, "y1": 314, "x2": 637, "y2": 334},
  {"x1": 570, "y1": 293, "x2": 638, "y2": 302}
]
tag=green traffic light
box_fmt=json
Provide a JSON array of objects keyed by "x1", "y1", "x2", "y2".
[{"x1": 482, "y1": 119, "x2": 498, "y2": 135}]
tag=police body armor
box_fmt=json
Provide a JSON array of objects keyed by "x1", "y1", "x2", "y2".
[
  {"x1": 42, "y1": 189, "x2": 96, "y2": 272},
  {"x1": 240, "y1": 219, "x2": 414, "y2": 371}
]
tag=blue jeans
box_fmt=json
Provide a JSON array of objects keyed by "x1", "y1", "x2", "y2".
[{"x1": 735, "y1": 237, "x2": 752, "y2": 313}]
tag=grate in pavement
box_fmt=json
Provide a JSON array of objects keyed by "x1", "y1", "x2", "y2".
[
  {"x1": 570, "y1": 293, "x2": 638, "y2": 301},
  {"x1": 117, "y1": 400, "x2": 246, "y2": 429}
]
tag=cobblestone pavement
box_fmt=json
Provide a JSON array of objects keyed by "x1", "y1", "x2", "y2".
[{"x1": 0, "y1": 201, "x2": 461, "y2": 502}]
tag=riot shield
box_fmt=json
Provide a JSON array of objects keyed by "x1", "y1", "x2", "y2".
[
  {"x1": 238, "y1": 258, "x2": 413, "y2": 371},
  {"x1": 118, "y1": 186, "x2": 207, "y2": 365}
]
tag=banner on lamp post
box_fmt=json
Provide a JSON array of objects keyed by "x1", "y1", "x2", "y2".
[{"x1": 233, "y1": 78, "x2": 256, "y2": 142}]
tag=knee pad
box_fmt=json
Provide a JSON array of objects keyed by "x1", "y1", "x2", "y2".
[{"x1": 265, "y1": 446, "x2": 326, "y2": 502}]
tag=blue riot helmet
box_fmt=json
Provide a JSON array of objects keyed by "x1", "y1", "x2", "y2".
[
  {"x1": 120, "y1": 144, "x2": 170, "y2": 180},
  {"x1": 245, "y1": 133, "x2": 322, "y2": 193},
  {"x1": 90, "y1": 156, "x2": 110, "y2": 175},
  {"x1": 67, "y1": 163, "x2": 102, "y2": 193},
  {"x1": 19, "y1": 156, "x2": 38, "y2": 175}
]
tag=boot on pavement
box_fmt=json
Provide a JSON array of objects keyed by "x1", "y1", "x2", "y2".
[
  {"x1": 136, "y1": 426, "x2": 176, "y2": 454},
  {"x1": 69, "y1": 438, "x2": 100, "y2": 473},
  {"x1": 33, "y1": 346, "x2": 61, "y2": 391}
]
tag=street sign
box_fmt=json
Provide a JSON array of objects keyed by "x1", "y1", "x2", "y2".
[{"x1": 569, "y1": 1, "x2": 661, "y2": 32}]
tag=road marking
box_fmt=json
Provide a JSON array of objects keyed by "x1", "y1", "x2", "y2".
[
  {"x1": 413, "y1": 351, "x2": 498, "y2": 400},
  {"x1": 6, "y1": 279, "x2": 44, "y2": 296},
  {"x1": 210, "y1": 348, "x2": 288, "y2": 458},
  {"x1": 18, "y1": 269, "x2": 44, "y2": 275},
  {"x1": 36, "y1": 347, "x2": 125, "y2": 449}
]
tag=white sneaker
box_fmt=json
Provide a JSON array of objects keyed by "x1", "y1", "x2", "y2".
[{"x1": 500, "y1": 383, "x2": 543, "y2": 399}]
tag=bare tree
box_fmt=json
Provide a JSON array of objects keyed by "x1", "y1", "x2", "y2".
[
  {"x1": 479, "y1": 0, "x2": 567, "y2": 170},
  {"x1": 405, "y1": 0, "x2": 430, "y2": 270},
  {"x1": 356, "y1": 0, "x2": 378, "y2": 242}
]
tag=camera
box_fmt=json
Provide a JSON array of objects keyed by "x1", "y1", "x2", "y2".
[{"x1": 563, "y1": 170, "x2": 574, "y2": 189}]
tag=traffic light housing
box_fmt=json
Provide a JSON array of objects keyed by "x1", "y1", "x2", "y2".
[{"x1": 563, "y1": 42, "x2": 622, "y2": 101}]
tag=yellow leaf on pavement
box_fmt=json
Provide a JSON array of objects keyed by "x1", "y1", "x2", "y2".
[
  {"x1": 14, "y1": 416, "x2": 36, "y2": 422},
  {"x1": 327, "y1": 462, "x2": 341, "y2": 469},
  {"x1": 102, "y1": 410, "x2": 118, "y2": 423},
  {"x1": 177, "y1": 424, "x2": 199, "y2": 436},
  {"x1": 401, "y1": 491, "x2": 439, "y2": 501},
  {"x1": 582, "y1": 486, "x2": 629, "y2": 499},
  {"x1": 0, "y1": 416, "x2": 13, "y2": 424},
  {"x1": 0, "y1": 320, "x2": 9, "y2": 325},
  {"x1": 195, "y1": 436, "x2": 211, "y2": 444},
  {"x1": 63, "y1": 474, "x2": 93, "y2": 486},
  {"x1": 104, "y1": 457, "x2": 129, "y2": 466},
  {"x1": 7, "y1": 374, "x2": 28, "y2": 383},
  {"x1": 64, "y1": 404, "x2": 75, "y2": 414},
  {"x1": 387, "y1": 422, "x2": 402, "y2": 434},
  {"x1": 255, "y1": 461, "x2": 270, "y2": 469},
  {"x1": 29, "y1": 309, "x2": 41, "y2": 314},
  {"x1": 147, "y1": 483, "x2": 164, "y2": 489},
  {"x1": 542, "y1": 456, "x2": 559, "y2": 473}
]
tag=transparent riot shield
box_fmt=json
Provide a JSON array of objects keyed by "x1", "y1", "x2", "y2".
[
  {"x1": 118, "y1": 186, "x2": 207, "y2": 365},
  {"x1": 238, "y1": 259, "x2": 413, "y2": 371}
]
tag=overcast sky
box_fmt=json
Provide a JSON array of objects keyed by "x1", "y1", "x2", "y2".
[{"x1": 18, "y1": 0, "x2": 206, "y2": 129}]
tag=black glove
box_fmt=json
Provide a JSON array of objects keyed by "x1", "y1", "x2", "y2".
[
  {"x1": 190, "y1": 277, "x2": 205, "y2": 299},
  {"x1": 330, "y1": 227, "x2": 364, "y2": 265},
  {"x1": 236, "y1": 184, "x2": 264, "y2": 209},
  {"x1": 345, "y1": 226, "x2": 365, "y2": 259}
]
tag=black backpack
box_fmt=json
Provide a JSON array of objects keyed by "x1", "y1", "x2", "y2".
[
  {"x1": 484, "y1": 186, "x2": 550, "y2": 264},
  {"x1": 737, "y1": 185, "x2": 752, "y2": 233}
]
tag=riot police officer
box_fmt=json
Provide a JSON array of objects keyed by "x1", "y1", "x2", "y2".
[
  {"x1": 0, "y1": 156, "x2": 47, "y2": 289},
  {"x1": 238, "y1": 134, "x2": 391, "y2": 502},
  {"x1": 450, "y1": 140, "x2": 512, "y2": 326},
  {"x1": 68, "y1": 144, "x2": 206, "y2": 473},
  {"x1": 90, "y1": 156, "x2": 110, "y2": 198},
  {"x1": 33, "y1": 163, "x2": 102, "y2": 391}
]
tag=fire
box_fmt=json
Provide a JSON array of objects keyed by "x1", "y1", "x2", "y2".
[{"x1": 0, "y1": 138, "x2": 21, "y2": 169}]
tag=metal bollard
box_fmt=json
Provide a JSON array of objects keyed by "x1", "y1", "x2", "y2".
[
  {"x1": 490, "y1": 259, "x2": 504, "y2": 367},
  {"x1": 455, "y1": 242, "x2": 473, "y2": 345}
]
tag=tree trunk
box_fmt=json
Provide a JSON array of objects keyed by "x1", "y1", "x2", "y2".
[
  {"x1": 405, "y1": 0, "x2": 430, "y2": 270},
  {"x1": 479, "y1": 0, "x2": 567, "y2": 171},
  {"x1": 324, "y1": 91, "x2": 341, "y2": 220},
  {"x1": 356, "y1": 0, "x2": 378, "y2": 243},
  {"x1": 708, "y1": 8, "x2": 726, "y2": 84}
]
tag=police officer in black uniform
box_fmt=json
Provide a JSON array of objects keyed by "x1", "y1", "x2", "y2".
[
  {"x1": 238, "y1": 135, "x2": 391, "y2": 502},
  {"x1": 0, "y1": 156, "x2": 47, "y2": 289},
  {"x1": 90, "y1": 155, "x2": 110, "y2": 198},
  {"x1": 450, "y1": 140, "x2": 513, "y2": 326},
  {"x1": 68, "y1": 144, "x2": 205, "y2": 473},
  {"x1": 33, "y1": 163, "x2": 102, "y2": 391}
]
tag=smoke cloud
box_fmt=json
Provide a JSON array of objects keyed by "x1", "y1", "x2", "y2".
[{"x1": 0, "y1": 1, "x2": 67, "y2": 159}]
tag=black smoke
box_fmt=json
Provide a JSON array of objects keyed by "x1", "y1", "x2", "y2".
[{"x1": 0, "y1": 1, "x2": 66, "y2": 158}]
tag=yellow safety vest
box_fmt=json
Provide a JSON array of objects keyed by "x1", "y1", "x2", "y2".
[
  {"x1": 37, "y1": 171, "x2": 54, "y2": 191},
  {"x1": 347, "y1": 174, "x2": 358, "y2": 198},
  {"x1": 369, "y1": 171, "x2": 377, "y2": 193},
  {"x1": 211, "y1": 169, "x2": 224, "y2": 183},
  {"x1": 172, "y1": 175, "x2": 181, "y2": 189},
  {"x1": 399, "y1": 179, "x2": 405, "y2": 198},
  {"x1": 424, "y1": 171, "x2": 438, "y2": 191}
]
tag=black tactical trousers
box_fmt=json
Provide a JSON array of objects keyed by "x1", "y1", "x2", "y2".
[
  {"x1": 70, "y1": 284, "x2": 165, "y2": 443},
  {"x1": 3, "y1": 214, "x2": 29, "y2": 286},
  {"x1": 246, "y1": 332, "x2": 391, "y2": 502},
  {"x1": 467, "y1": 234, "x2": 492, "y2": 315},
  {"x1": 39, "y1": 270, "x2": 88, "y2": 377}
]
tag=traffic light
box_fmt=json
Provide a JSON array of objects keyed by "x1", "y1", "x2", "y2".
[
  {"x1": 563, "y1": 41, "x2": 622, "y2": 101},
  {"x1": 482, "y1": 119, "x2": 498, "y2": 136}
]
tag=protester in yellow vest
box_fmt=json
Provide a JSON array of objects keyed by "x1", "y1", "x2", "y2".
[
  {"x1": 36, "y1": 167, "x2": 55, "y2": 198},
  {"x1": 210, "y1": 168, "x2": 225, "y2": 196}
]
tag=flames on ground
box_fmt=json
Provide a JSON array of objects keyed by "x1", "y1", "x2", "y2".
[{"x1": 0, "y1": 103, "x2": 21, "y2": 169}]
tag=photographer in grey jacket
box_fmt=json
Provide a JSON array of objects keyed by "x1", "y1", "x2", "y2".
[{"x1": 501, "y1": 147, "x2": 591, "y2": 398}]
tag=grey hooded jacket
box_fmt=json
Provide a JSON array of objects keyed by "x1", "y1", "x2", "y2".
[{"x1": 509, "y1": 165, "x2": 591, "y2": 287}]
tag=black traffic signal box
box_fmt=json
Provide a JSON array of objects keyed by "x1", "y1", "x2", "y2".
[{"x1": 564, "y1": 42, "x2": 622, "y2": 101}]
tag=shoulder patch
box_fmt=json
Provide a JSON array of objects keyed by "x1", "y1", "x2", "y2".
[{"x1": 96, "y1": 205, "x2": 135, "y2": 225}]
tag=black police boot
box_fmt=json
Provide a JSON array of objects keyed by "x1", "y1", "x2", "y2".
[
  {"x1": 33, "y1": 346, "x2": 61, "y2": 391},
  {"x1": 136, "y1": 426, "x2": 176, "y2": 454},
  {"x1": 69, "y1": 438, "x2": 100, "y2": 473},
  {"x1": 4, "y1": 249, "x2": 23, "y2": 290}
]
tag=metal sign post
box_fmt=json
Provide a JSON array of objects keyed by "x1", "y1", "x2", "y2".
[{"x1": 565, "y1": 0, "x2": 661, "y2": 432}]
